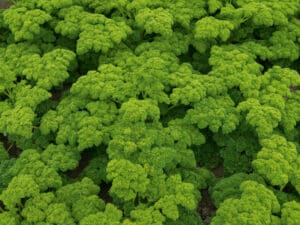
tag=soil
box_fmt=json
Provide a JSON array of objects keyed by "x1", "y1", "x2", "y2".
[
  {"x1": 65, "y1": 150, "x2": 113, "y2": 203},
  {"x1": 65, "y1": 150, "x2": 94, "y2": 178},
  {"x1": 290, "y1": 86, "x2": 300, "y2": 92},
  {"x1": 0, "y1": 134, "x2": 21, "y2": 158},
  {"x1": 198, "y1": 164, "x2": 224, "y2": 224},
  {"x1": 199, "y1": 189, "x2": 216, "y2": 225},
  {"x1": 50, "y1": 83, "x2": 72, "y2": 101},
  {"x1": 99, "y1": 182, "x2": 113, "y2": 203},
  {"x1": 211, "y1": 164, "x2": 224, "y2": 178},
  {"x1": 0, "y1": 1, "x2": 11, "y2": 9}
]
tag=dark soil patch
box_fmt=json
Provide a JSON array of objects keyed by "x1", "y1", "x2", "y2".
[
  {"x1": 290, "y1": 86, "x2": 300, "y2": 92},
  {"x1": 0, "y1": 1, "x2": 11, "y2": 9},
  {"x1": 65, "y1": 150, "x2": 94, "y2": 178},
  {"x1": 283, "y1": 182, "x2": 298, "y2": 194},
  {"x1": 211, "y1": 164, "x2": 224, "y2": 178},
  {"x1": 198, "y1": 164, "x2": 223, "y2": 224},
  {"x1": 198, "y1": 189, "x2": 216, "y2": 225},
  {"x1": 65, "y1": 149, "x2": 113, "y2": 203},
  {"x1": 51, "y1": 83, "x2": 72, "y2": 101},
  {"x1": 0, "y1": 134, "x2": 21, "y2": 158},
  {"x1": 99, "y1": 182, "x2": 113, "y2": 203}
]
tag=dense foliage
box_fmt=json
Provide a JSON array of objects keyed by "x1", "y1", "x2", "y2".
[{"x1": 0, "y1": 0, "x2": 300, "y2": 224}]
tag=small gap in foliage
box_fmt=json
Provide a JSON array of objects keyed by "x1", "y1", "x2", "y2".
[
  {"x1": 99, "y1": 182, "x2": 113, "y2": 203},
  {"x1": 160, "y1": 104, "x2": 192, "y2": 127},
  {"x1": 0, "y1": 134, "x2": 21, "y2": 158},
  {"x1": 0, "y1": 200, "x2": 5, "y2": 211},
  {"x1": 256, "y1": 58, "x2": 272, "y2": 74},
  {"x1": 211, "y1": 164, "x2": 224, "y2": 178},
  {"x1": 179, "y1": 45, "x2": 212, "y2": 74},
  {"x1": 283, "y1": 182, "x2": 298, "y2": 194},
  {"x1": 228, "y1": 87, "x2": 245, "y2": 105},
  {"x1": 50, "y1": 83, "x2": 72, "y2": 102},
  {"x1": 77, "y1": 52, "x2": 101, "y2": 75},
  {"x1": 65, "y1": 149, "x2": 94, "y2": 179},
  {"x1": 193, "y1": 130, "x2": 222, "y2": 169},
  {"x1": 198, "y1": 189, "x2": 216, "y2": 225}
]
